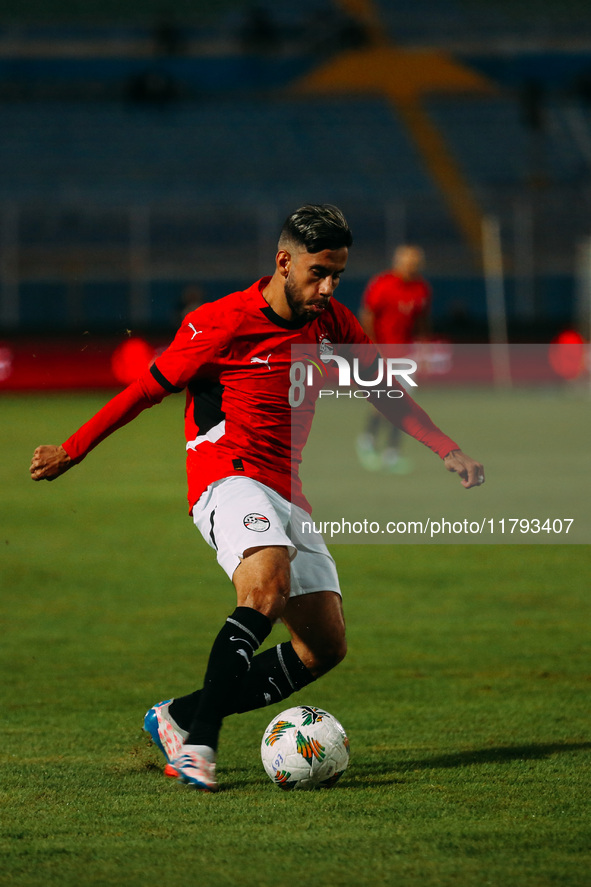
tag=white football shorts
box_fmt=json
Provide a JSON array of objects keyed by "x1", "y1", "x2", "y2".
[{"x1": 192, "y1": 476, "x2": 341, "y2": 597}]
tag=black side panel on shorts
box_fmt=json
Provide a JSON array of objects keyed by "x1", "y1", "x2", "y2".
[{"x1": 209, "y1": 508, "x2": 217, "y2": 548}]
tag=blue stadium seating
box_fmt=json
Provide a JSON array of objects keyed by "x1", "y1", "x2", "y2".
[
  {"x1": 2, "y1": 2, "x2": 590, "y2": 338},
  {"x1": 426, "y1": 95, "x2": 591, "y2": 190},
  {"x1": 0, "y1": 97, "x2": 434, "y2": 205}
]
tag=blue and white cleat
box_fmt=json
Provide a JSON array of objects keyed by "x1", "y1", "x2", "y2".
[
  {"x1": 172, "y1": 746, "x2": 218, "y2": 792},
  {"x1": 143, "y1": 699, "x2": 187, "y2": 768}
]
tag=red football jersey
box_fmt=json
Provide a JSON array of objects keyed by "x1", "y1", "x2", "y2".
[
  {"x1": 362, "y1": 271, "x2": 431, "y2": 344},
  {"x1": 62, "y1": 277, "x2": 458, "y2": 513},
  {"x1": 151, "y1": 277, "x2": 362, "y2": 512}
]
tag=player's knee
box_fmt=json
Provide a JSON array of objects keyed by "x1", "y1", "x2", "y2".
[
  {"x1": 241, "y1": 581, "x2": 290, "y2": 621},
  {"x1": 266, "y1": 577, "x2": 291, "y2": 617},
  {"x1": 260, "y1": 563, "x2": 291, "y2": 610},
  {"x1": 309, "y1": 634, "x2": 347, "y2": 677},
  {"x1": 234, "y1": 545, "x2": 291, "y2": 619}
]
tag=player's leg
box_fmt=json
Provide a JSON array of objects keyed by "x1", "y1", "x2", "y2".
[
  {"x1": 161, "y1": 478, "x2": 297, "y2": 789},
  {"x1": 232, "y1": 543, "x2": 291, "y2": 617},
  {"x1": 383, "y1": 355, "x2": 413, "y2": 473},
  {"x1": 228, "y1": 514, "x2": 346, "y2": 702},
  {"x1": 357, "y1": 410, "x2": 382, "y2": 471},
  {"x1": 173, "y1": 545, "x2": 289, "y2": 789},
  {"x1": 383, "y1": 422, "x2": 412, "y2": 473},
  {"x1": 167, "y1": 493, "x2": 343, "y2": 727},
  {"x1": 165, "y1": 637, "x2": 314, "y2": 730},
  {"x1": 158, "y1": 594, "x2": 342, "y2": 787},
  {"x1": 165, "y1": 590, "x2": 343, "y2": 740},
  {"x1": 280, "y1": 589, "x2": 347, "y2": 677},
  {"x1": 185, "y1": 544, "x2": 291, "y2": 743},
  {"x1": 167, "y1": 592, "x2": 342, "y2": 769},
  {"x1": 153, "y1": 479, "x2": 343, "y2": 789}
]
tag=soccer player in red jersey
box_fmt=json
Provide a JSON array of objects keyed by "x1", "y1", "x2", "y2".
[
  {"x1": 30, "y1": 205, "x2": 484, "y2": 792},
  {"x1": 360, "y1": 245, "x2": 431, "y2": 346},
  {"x1": 358, "y1": 244, "x2": 432, "y2": 473}
]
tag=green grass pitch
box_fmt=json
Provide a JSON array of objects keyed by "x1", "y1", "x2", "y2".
[{"x1": 1, "y1": 390, "x2": 590, "y2": 887}]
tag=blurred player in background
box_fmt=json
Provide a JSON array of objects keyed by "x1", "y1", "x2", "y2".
[{"x1": 357, "y1": 244, "x2": 431, "y2": 473}]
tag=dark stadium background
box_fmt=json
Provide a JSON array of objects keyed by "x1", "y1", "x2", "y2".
[{"x1": 0, "y1": 0, "x2": 590, "y2": 387}]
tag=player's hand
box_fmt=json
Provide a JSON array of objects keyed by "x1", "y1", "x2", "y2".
[
  {"x1": 30, "y1": 445, "x2": 73, "y2": 482},
  {"x1": 443, "y1": 449, "x2": 484, "y2": 489}
]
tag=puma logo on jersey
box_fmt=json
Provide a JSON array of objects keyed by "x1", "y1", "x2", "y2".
[
  {"x1": 188, "y1": 323, "x2": 202, "y2": 340},
  {"x1": 250, "y1": 353, "x2": 272, "y2": 370}
]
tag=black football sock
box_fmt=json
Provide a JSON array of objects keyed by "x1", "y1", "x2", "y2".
[
  {"x1": 168, "y1": 691, "x2": 201, "y2": 730},
  {"x1": 185, "y1": 606, "x2": 272, "y2": 751},
  {"x1": 169, "y1": 642, "x2": 315, "y2": 730},
  {"x1": 234, "y1": 641, "x2": 314, "y2": 712}
]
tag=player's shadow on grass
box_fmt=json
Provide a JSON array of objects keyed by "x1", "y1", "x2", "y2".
[
  {"x1": 346, "y1": 741, "x2": 591, "y2": 787},
  {"x1": 398, "y1": 740, "x2": 591, "y2": 772},
  {"x1": 227, "y1": 743, "x2": 591, "y2": 792}
]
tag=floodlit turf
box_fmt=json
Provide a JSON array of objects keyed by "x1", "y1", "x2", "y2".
[
  {"x1": 1, "y1": 392, "x2": 590, "y2": 886},
  {"x1": 301, "y1": 385, "x2": 591, "y2": 543}
]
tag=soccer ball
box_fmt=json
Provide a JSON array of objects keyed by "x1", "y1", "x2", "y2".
[{"x1": 261, "y1": 705, "x2": 349, "y2": 791}]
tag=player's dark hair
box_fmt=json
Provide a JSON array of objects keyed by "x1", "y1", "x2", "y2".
[{"x1": 279, "y1": 204, "x2": 353, "y2": 253}]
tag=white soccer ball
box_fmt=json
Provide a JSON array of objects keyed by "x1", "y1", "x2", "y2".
[{"x1": 261, "y1": 705, "x2": 349, "y2": 791}]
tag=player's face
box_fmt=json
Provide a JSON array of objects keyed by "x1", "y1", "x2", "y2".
[{"x1": 284, "y1": 247, "x2": 348, "y2": 322}]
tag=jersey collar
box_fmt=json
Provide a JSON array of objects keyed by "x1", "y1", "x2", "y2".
[
  {"x1": 260, "y1": 304, "x2": 309, "y2": 330},
  {"x1": 254, "y1": 277, "x2": 309, "y2": 330}
]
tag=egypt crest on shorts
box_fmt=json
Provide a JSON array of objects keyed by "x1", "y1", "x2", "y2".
[{"x1": 243, "y1": 513, "x2": 270, "y2": 532}]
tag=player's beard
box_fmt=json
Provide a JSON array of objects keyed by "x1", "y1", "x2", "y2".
[{"x1": 284, "y1": 273, "x2": 328, "y2": 323}]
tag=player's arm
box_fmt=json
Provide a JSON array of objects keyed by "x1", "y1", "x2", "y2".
[
  {"x1": 30, "y1": 445, "x2": 73, "y2": 481},
  {"x1": 442, "y1": 449, "x2": 484, "y2": 489},
  {"x1": 367, "y1": 379, "x2": 484, "y2": 488},
  {"x1": 30, "y1": 309, "x2": 223, "y2": 483},
  {"x1": 335, "y1": 305, "x2": 485, "y2": 489},
  {"x1": 370, "y1": 390, "x2": 484, "y2": 487},
  {"x1": 30, "y1": 369, "x2": 172, "y2": 481}
]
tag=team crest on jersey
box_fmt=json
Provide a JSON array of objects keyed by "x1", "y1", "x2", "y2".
[
  {"x1": 318, "y1": 336, "x2": 334, "y2": 363},
  {"x1": 243, "y1": 513, "x2": 270, "y2": 532}
]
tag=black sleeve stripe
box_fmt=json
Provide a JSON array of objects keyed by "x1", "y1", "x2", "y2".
[{"x1": 150, "y1": 362, "x2": 184, "y2": 393}]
